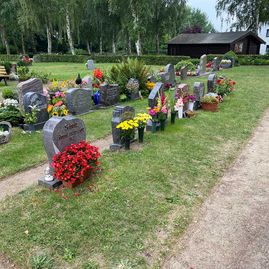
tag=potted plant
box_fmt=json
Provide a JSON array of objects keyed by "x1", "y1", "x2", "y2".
[
  {"x1": 215, "y1": 77, "x2": 236, "y2": 97},
  {"x1": 175, "y1": 98, "x2": 184, "y2": 118},
  {"x1": 0, "y1": 121, "x2": 12, "y2": 144},
  {"x1": 116, "y1": 119, "x2": 138, "y2": 150},
  {"x1": 201, "y1": 95, "x2": 219, "y2": 112},
  {"x1": 134, "y1": 113, "x2": 151, "y2": 143},
  {"x1": 188, "y1": 95, "x2": 196, "y2": 111},
  {"x1": 220, "y1": 59, "x2": 232, "y2": 69},
  {"x1": 52, "y1": 141, "x2": 101, "y2": 188},
  {"x1": 24, "y1": 105, "x2": 40, "y2": 132},
  {"x1": 47, "y1": 91, "x2": 69, "y2": 117}
]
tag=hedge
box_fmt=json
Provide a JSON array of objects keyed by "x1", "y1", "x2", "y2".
[
  {"x1": 0, "y1": 54, "x2": 20, "y2": 62},
  {"x1": 33, "y1": 53, "x2": 191, "y2": 65}
]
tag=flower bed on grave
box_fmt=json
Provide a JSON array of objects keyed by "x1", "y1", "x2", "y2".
[{"x1": 52, "y1": 141, "x2": 101, "y2": 188}]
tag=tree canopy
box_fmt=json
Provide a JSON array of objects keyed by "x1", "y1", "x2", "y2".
[{"x1": 0, "y1": 0, "x2": 216, "y2": 55}]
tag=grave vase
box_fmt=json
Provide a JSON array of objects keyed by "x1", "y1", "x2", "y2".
[
  {"x1": 138, "y1": 127, "x2": 145, "y2": 143},
  {"x1": 151, "y1": 121, "x2": 157, "y2": 133},
  {"x1": 124, "y1": 137, "x2": 131, "y2": 150},
  {"x1": 188, "y1": 102, "x2": 194, "y2": 111},
  {"x1": 171, "y1": 112, "x2": 176, "y2": 124},
  {"x1": 160, "y1": 119, "x2": 166, "y2": 131},
  {"x1": 177, "y1": 107, "x2": 183, "y2": 119}
]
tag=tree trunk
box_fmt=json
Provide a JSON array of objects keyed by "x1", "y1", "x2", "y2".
[
  {"x1": 86, "y1": 40, "x2": 91, "y2": 54},
  {"x1": 1, "y1": 28, "x2": 10, "y2": 55},
  {"x1": 128, "y1": 35, "x2": 132, "y2": 54},
  {"x1": 112, "y1": 33, "x2": 116, "y2": 54},
  {"x1": 135, "y1": 32, "x2": 142, "y2": 56},
  {"x1": 66, "y1": 10, "x2": 75, "y2": 55},
  {"x1": 46, "y1": 24, "x2": 52, "y2": 54},
  {"x1": 99, "y1": 36, "x2": 103, "y2": 54},
  {"x1": 156, "y1": 32, "x2": 160, "y2": 54},
  {"x1": 21, "y1": 34, "x2": 26, "y2": 55}
]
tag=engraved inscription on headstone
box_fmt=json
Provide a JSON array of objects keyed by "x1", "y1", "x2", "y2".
[{"x1": 23, "y1": 92, "x2": 49, "y2": 124}]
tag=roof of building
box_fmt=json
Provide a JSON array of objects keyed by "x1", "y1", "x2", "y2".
[{"x1": 168, "y1": 31, "x2": 265, "y2": 45}]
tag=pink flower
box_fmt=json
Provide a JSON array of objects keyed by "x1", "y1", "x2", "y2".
[
  {"x1": 149, "y1": 109, "x2": 156, "y2": 116},
  {"x1": 161, "y1": 105, "x2": 167, "y2": 114}
]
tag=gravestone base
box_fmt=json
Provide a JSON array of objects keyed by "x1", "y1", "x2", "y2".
[
  {"x1": 110, "y1": 143, "x2": 123, "y2": 151},
  {"x1": 38, "y1": 177, "x2": 62, "y2": 189},
  {"x1": 23, "y1": 122, "x2": 47, "y2": 131}
]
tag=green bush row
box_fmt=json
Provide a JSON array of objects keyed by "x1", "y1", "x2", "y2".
[
  {"x1": 0, "y1": 54, "x2": 20, "y2": 62},
  {"x1": 33, "y1": 53, "x2": 191, "y2": 65}
]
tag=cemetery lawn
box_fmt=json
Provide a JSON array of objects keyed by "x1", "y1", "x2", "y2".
[{"x1": 1, "y1": 66, "x2": 269, "y2": 268}]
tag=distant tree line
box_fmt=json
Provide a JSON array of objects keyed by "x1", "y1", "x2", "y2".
[{"x1": 0, "y1": 0, "x2": 215, "y2": 55}]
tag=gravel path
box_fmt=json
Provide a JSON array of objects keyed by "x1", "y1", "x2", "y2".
[
  {"x1": 0, "y1": 135, "x2": 112, "y2": 201},
  {"x1": 163, "y1": 109, "x2": 269, "y2": 269}
]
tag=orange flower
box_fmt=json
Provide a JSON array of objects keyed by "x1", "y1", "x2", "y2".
[
  {"x1": 47, "y1": 104, "x2": 53, "y2": 112},
  {"x1": 54, "y1": 101, "x2": 63, "y2": 107}
]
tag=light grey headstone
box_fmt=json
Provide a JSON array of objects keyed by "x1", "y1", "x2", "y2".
[
  {"x1": 17, "y1": 78, "x2": 43, "y2": 107},
  {"x1": 180, "y1": 66, "x2": 188, "y2": 80},
  {"x1": 193, "y1": 82, "x2": 205, "y2": 110},
  {"x1": 126, "y1": 78, "x2": 140, "y2": 100},
  {"x1": 175, "y1": 84, "x2": 189, "y2": 112},
  {"x1": 212, "y1": 57, "x2": 220, "y2": 71},
  {"x1": 200, "y1": 54, "x2": 207, "y2": 75},
  {"x1": 207, "y1": 74, "x2": 217, "y2": 93},
  {"x1": 23, "y1": 92, "x2": 49, "y2": 124},
  {"x1": 99, "y1": 83, "x2": 120, "y2": 106},
  {"x1": 110, "y1": 106, "x2": 135, "y2": 150},
  {"x1": 164, "y1": 64, "x2": 176, "y2": 85},
  {"x1": 86, "y1": 59, "x2": 95, "y2": 70},
  {"x1": 83, "y1": 75, "x2": 93, "y2": 89},
  {"x1": 66, "y1": 88, "x2": 93, "y2": 115},
  {"x1": 148, "y1": 82, "x2": 164, "y2": 108}
]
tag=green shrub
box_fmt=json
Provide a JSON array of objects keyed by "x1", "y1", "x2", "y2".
[
  {"x1": 0, "y1": 106, "x2": 24, "y2": 126},
  {"x1": 0, "y1": 54, "x2": 20, "y2": 62},
  {"x1": 17, "y1": 66, "x2": 31, "y2": 81},
  {"x1": 2, "y1": 89, "x2": 18, "y2": 100},
  {"x1": 109, "y1": 58, "x2": 150, "y2": 96},
  {"x1": 175, "y1": 60, "x2": 196, "y2": 71},
  {"x1": 30, "y1": 70, "x2": 51, "y2": 83},
  {"x1": 0, "y1": 61, "x2": 12, "y2": 74}
]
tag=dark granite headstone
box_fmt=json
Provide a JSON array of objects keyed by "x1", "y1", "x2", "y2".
[
  {"x1": 148, "y1": 82, "x2": 164, "y2": 108},
  {"x1": 66, "y1": 88, "x2": 93, "y2": 115},
  {"x1": 159, "y1": 64, "x2": 175, "y2": 86},
  {"x1": 99, "y1": 83, "x2": 120, "y2": 106},
  {"x1": 17, "y1": 78, "x2": 43, "y2": 107},
  {"x1": 39, "y1": 116, "x2": 86, "y2": 188},
  {"x1": 180, "y1": 66, "x2": 188, "y2": 80},
  {"x1": 110, "y1": 106, "x2": 135, "y2": 150},
  {"x1": 193, "y1": 82, "x2": 205, "y2": 110},
  {"x1": 207, "y1": 73, "x2": 217, "y2": 93},
  {"x1": 23, "y1": 92, "x2": 49, "y2": 127}
]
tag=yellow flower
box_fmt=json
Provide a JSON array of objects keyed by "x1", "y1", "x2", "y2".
[
  {"x1": 63, "y1": 109, "x2": 69, "y2": 116},
  {"x1": 52, "y1": 111, "x2": 59, "y2": 117}
]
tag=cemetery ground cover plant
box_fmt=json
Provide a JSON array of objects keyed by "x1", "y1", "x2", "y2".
[{"x1": 1, "y1": 66, "x2": 269, "y2": 267}]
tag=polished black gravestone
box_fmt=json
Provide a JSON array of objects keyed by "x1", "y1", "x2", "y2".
[
  {"x1": 23, "y1": 92, "x2": 49, "y2": 130},
  {"x1": 39, "y1": 116, "x2": 86, "y2": 188},
  {"x1": 66, "y1": 88, "x2": 93, "y2": 115},
  {"x1": 110, "y1": 106, "x2": 135, "y2": 150},
  {"x1": 193, "y1": 82, "x2": 205, "y2": 110}
]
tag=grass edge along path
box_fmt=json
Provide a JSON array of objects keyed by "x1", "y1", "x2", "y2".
[{"x1": 0, "y1": 66, "x2": 269, "y2": 268}]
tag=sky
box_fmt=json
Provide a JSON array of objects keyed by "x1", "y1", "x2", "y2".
[{"x1": 187, "y1": 0, "x2": 230, "y2": 32}]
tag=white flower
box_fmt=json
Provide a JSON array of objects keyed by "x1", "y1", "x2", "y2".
[{"x1": 3, "y1": 99, "x2": 19, "y2": 107}]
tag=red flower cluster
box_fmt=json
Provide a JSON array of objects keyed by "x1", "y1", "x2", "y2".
[
  {"x1": 93, "y1": 68, "x2": 103, "y2": 80},
  {"x1": 52, "y1": 141, "x2": 101, "y2": 184}
]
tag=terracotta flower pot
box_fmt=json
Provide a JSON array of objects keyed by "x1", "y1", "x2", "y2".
[{"x1": 201, "y1": 102, "x2": 219, "y2": 112}]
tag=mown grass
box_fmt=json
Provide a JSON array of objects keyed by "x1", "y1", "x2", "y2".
[
  {"x1": 0, "y1": 66, "x2": 269, "y2": 268},
  {"x1": 0, "y1": 62, "x2": 159, "y2": 179}
]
